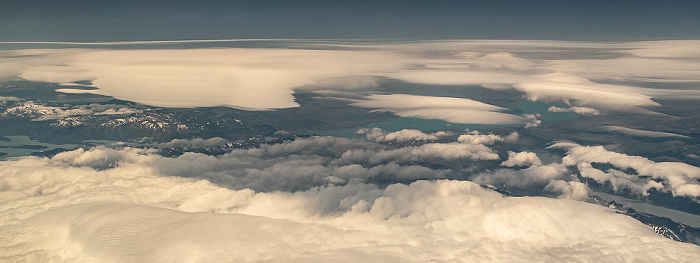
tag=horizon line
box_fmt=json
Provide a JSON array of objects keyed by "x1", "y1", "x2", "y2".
[{"x1": 1, "y1": 38, "x2": 698, "y2": 46}]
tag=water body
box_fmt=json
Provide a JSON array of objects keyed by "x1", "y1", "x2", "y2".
[
  {"x1": 594, "y1": 191, "x2": 700, "y2": 228},
  {"x1": 0, "y1": 135, "x2": 78, "y2": 159},
  {"x1": 0, "y1": 136, "x2": 149, "y2": 160}
]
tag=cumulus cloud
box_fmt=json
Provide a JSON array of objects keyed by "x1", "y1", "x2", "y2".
[
  {"x1": 551, "y1": 142, "x2": 700, "y2": 197},
  {"x1": 159, "y1": 137, "x2": 231, "y2": 149},
  {"x1": 28, "y1": 135, "x2": 503, "y2": 192},
  {"x1": 457, "y1": 130, "x2": 519, "y2": 145},
  {"x1": 575, "y1": 162, "x2": 661, "y2": 195},
  {"x1": 544, "y1": 180, "x2": 590, "y2": 200},
  {"x1": 1, "y1": 150, "x2": 698, "y2": 262},
  {"x1": 351, "y1": 94, "x2": 526, "y2": 124},
  {"x1": 475, "y1": 140, "x2": 700, "y2": 199},
  {"x1": 473, "y1": 163, "x2": 569, "y2": 189},
  {"x1": 472, "y1": 150, "x2": 591, "y2": 200},
  {"x1": 344, "y1": 142, "x2": 500, "y2": 165},
  {"x1": 501, "y1": 151, "x2": 542, "y2": 167},
  {"x1": 356, "y1": 127, "x2": 452, "y2": 143},
  {"x1": 522, "y1": 113, "x2": 542, "y2": 128},
  {"x1": 51, "y1": 146, "x2": 153, "y2": 169}
]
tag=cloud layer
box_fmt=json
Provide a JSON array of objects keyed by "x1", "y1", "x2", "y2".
[
  {"x1": 1, "y1": 147, "x2": 699, "y2": 262},
  {"x1": 33, "y1": 133, "x2": 515, "y2": 192},
  {"x1": 1, "y1": 48, "x2": 407, "y2": 109},
  {"x1": 2, "y1": 40, "x2": 699, "y2": 116}
]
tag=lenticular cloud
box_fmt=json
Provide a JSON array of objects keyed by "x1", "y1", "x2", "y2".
[
  {"x1": 1, "y1": 147, "x2": 699, "y2": 262},
  {"x1": 2, "y1": 40, "x2": 699, "y2": 114},
  {"x1": 351, "y1": 94, "x2": 526, "y2": 124}
]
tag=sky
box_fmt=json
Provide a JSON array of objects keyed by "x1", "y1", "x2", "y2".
[
  {"x1": 1, "y1": 1, "x2": 700, "y2": 261},
  {"x1": 1, "y1": 0, "x2": 699, "y2": 41}
]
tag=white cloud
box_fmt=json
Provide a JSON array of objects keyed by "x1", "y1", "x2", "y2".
[
  {"x1": 515, "y1": 73, "x2": 660, "y2": 112},
  {"x1": 457, "y1": 130, "x2": 519, "y2": 145},
  {"x1": 627, "y1": 40, "x2": 700, "y2": 59},
  {"x1": 386, "y1": 69, "x2": 527, "y2": 86},
  {"x1": 375, "y1": 40, "x2": 700, "y2": 83},
  {"x1": 544, "y1": 180, "x2": 589, "y2": 200},
  {"x1": 602, "y1": 125, "x2": 690, "y2": 139},
  {"x1": 159, "y1": 137, "x2": 231, "y2": 149},
  {"x1": 551, "y1": 142, "x2": 700, "y2": 197},
  {"x1": 28, "y1": 135, "x2": 504, "y2": 192},
  {"x1": 1, "y1": 48, "x2": 407, "y2": 110},
  {"x1": 3, "y1": 40, "x2": 699, "y2": 114},
  {"x1": 372, "y1": 142, "x2": 500, "y2": 162},
  {"x1": 545, "y1": 54, "x2": 700, "y2": 83},
  {"x1": 547, "y1": 105, "x2": 600, "y2": 115},
  {"x1": 371, "y1": 41, "x2": 700, "y2": 113},
  {"x1": 1, "y1": 150, "x2": 698, "y2": 262},
  {"x1": 332, "y1": 142, "x2": 501, "y2": 168},
  {"x1": 501, "y1": 151, "x2": 542, "y2": 167},
  {"x1": 351, "y1": 94, "x2": 526, "y2": 124},
  {"x1": 0, "y1": 96, "x2": 21, "y2": 101},
  {"x1": 1, "y1": 39, "x2": 700, "y2": 262},
  {"x1": 576, "y1": 162, "x2": 652, "y2": 195},
  {"x1": 473, "y1": 163, "x2": 569, "y2": 189},
  {"x1": 356, "y1": 127, "x2": 452, "y2": 143},
  {"x1": 522, "y1": 113, "x2": 542, "y2": 128},
  {"x1": 2, "y1": 101, "x2": 140, "y2": 121}
]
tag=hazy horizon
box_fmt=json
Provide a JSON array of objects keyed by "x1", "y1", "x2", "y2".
[{"x1": 2, "y1": 0, "x2": 699, "y2": 42}]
